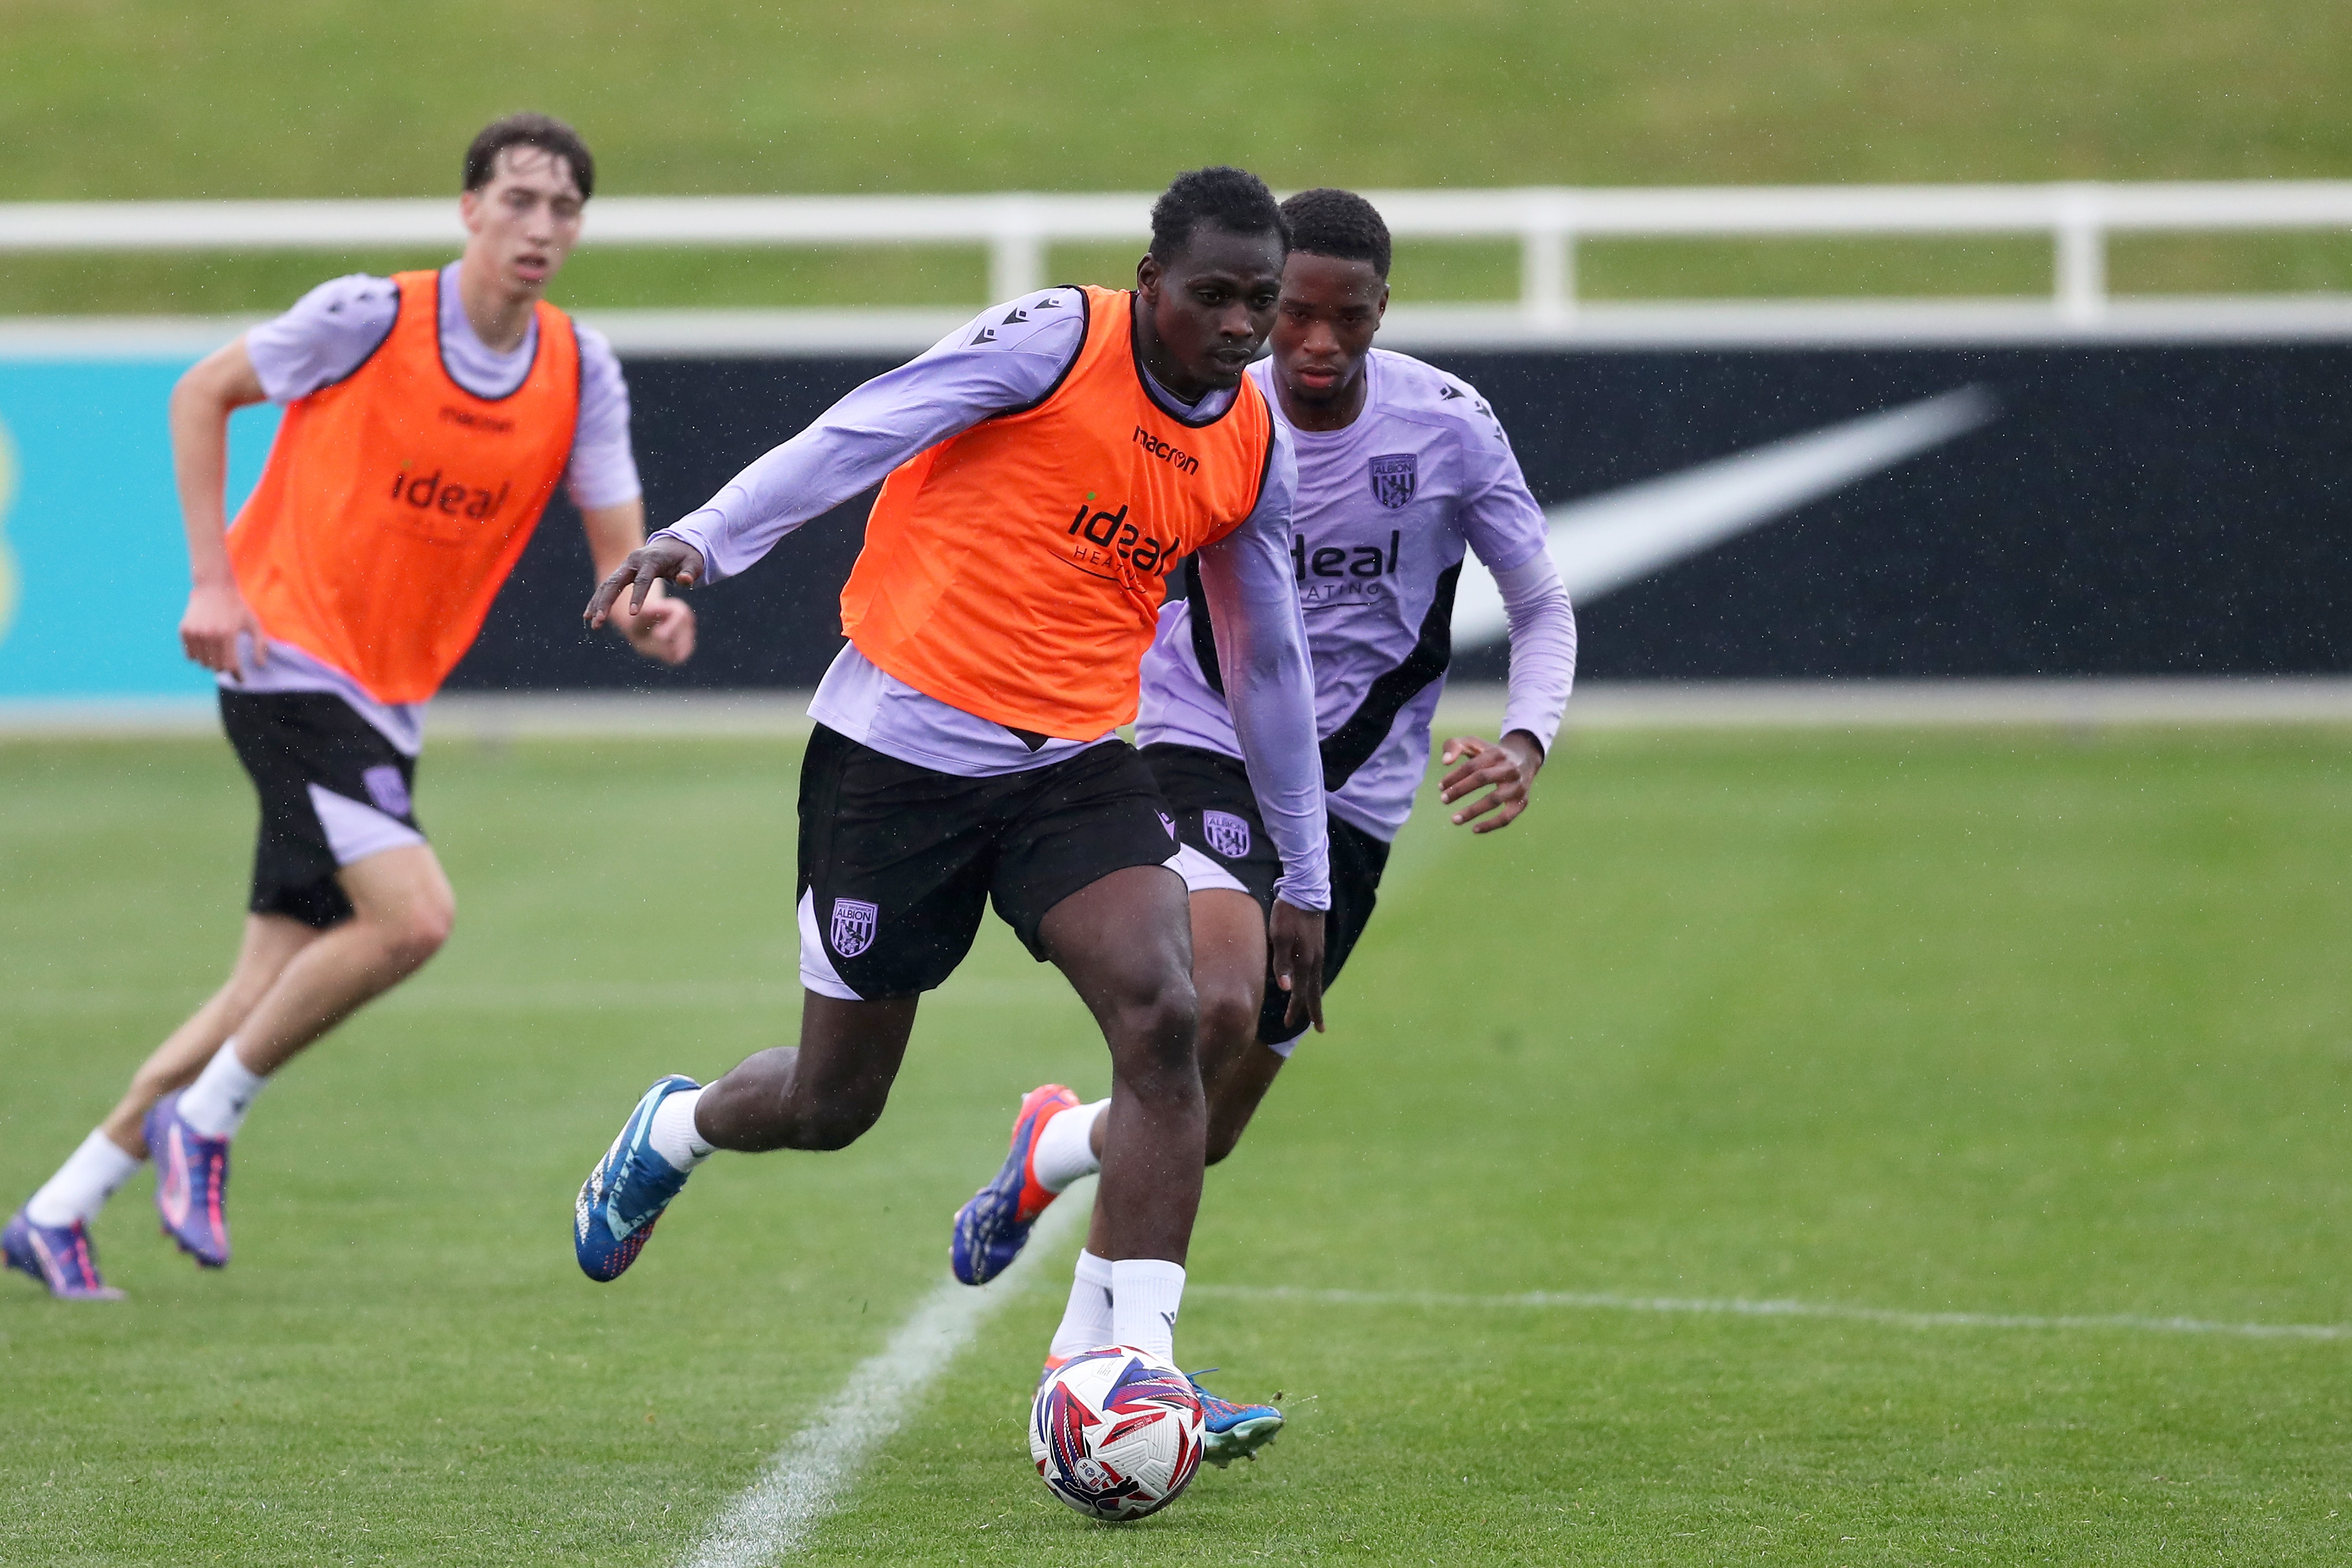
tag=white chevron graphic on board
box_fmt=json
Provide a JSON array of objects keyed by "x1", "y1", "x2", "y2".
[{"x1": 1452, "y1": 385, "x2": 1998, "y2": 645}]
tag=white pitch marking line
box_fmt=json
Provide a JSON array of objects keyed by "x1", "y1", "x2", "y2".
[
  {"x1": 1188, "y1": 1283, "x2": 2351, "y2": 1343},
  {"x1": 681, "y1": 1184, "x2": 1090, "y2": 1568}
]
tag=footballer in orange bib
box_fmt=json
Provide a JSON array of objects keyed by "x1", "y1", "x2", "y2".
[
  {"x1": 6, "y1": 115, "x2": 694, "y2": 1301},
  {"x1": 573, "y1": 169, "x2": 1329, "y2": 1395},
  {"x1": 842, "y1": 283, "x2": 1274, "y2": 738}
]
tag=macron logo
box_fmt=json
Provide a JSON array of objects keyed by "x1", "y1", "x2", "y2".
[{"x1": 1132, "y1": 426, "x2": 1200, "y2": 476}]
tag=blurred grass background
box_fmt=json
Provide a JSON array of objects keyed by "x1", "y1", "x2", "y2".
[{"x1": 4, "y1": 0, "x2": 2351, "y2": 313}]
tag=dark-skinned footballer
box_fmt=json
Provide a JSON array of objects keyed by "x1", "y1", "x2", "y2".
[
  {"x1": 948, "y1": 189, "x2": 1579, "y2": 1466},
  {"x1": 570, "y1": 170, "x2": 1329, "y2": 1437}
]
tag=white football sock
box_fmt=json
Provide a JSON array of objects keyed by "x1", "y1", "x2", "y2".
[
  {"x1": 1046, "y1": 1249, "x2": 1117, "y2": 1362},
  {"x1": 1032, "y1": 1098, "x2": 1108, "y2": 1193},
  {"x1": 1110, "y1": 1258, "x2": 1186, "y2": 1363},
  {"x1": 24, "y1": 1129, "x2": 144, "y2": 1228},
  {"x1": 177, "y1": 1040, "x2": 268, "y2": 1140},
  {"x1": 648, "y1": 1088, "x2": 714, "y2": 1172}
]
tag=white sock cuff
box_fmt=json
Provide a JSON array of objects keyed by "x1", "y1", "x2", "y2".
[
  {"x1": 648, "y1": 1088, "x2": 714, "y2": 1173},
  {"x1": 24, "y1": 1129, "x2": 144, "y2": 1228},
  {"x1": 1109, "y1": 1257, "x2": 1187, "y2": 1362},
  {"x1": 1110, "y1": 1258, "x2": 1185, "y2": 1290},
  {"x1": 1032, "y1": 1098, "x2": 1109, "y2": 1194},
  {"x1": 1048, "y1": 1250, "x2": 1120, "y2": 1362},
  {"x1": 178, "y1": 1040, "x2": 268, "y2": 1140}
]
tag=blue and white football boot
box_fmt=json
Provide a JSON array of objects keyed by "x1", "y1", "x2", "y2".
[
  {"x1": 1189, "y1": 1371, "x2": 1283, "y2": 1467},
  {"x1": 574, "y1": 1075, "x2": 701, "y2": 1282},
  {"x1": 4, "y1": 1209, "x2": 126, "y2": 1300}
]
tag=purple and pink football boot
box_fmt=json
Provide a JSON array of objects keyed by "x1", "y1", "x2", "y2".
[
  {"x1": 3, "y1": 1209, "x2": 125, "y2": 1300},
  {"x1": 145, "y1": 1090, "x2": 233, "y2": 1268}
]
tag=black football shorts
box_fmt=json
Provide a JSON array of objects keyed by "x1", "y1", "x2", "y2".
[
  {"x1": 218, "y1": 690, "x2": 425, "y2": 929},
  {"x1": 1140, "y1": 742, "x2": 1390, "y2": 1049},
  {"x1": 796, "y1": 724, "x2": 1182, "y2": 1001}
]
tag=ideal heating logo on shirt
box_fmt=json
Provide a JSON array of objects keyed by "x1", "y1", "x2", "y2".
[
  {"x1": 1131, "y1": 426, "x2": 1201, "y2": 476},
  {"x1": 1293, "y1": 530, "x2": 1403, "y2": 606},
  {"x1": 389, "y1": 465, "x2": 513, "y2": 522},
  {"x1": 1064, "y1": 493, "x2": 1174, "y2": 577}
]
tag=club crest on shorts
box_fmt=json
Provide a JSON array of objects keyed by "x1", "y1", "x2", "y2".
[
  {"x1": 1202, "y1": 809, "x2": 1252, "y2": 860},
  {"x1": 1368, "y1": 453, "x2": 1418, "y2": 510},
  {"x1": 361, "y1": 764, "x2": 411, "y2": 819},
  {"x1": 830, "y1": 897, "x2": 878, "y2": 958}
]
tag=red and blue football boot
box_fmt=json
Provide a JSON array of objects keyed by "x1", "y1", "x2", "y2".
[
  {"x1": 145, "y1": 1091, "x2": 232, "y2": 1268},
  {"x1": 574, "y1": 1074, "x2": 702, "y2": 1282},
  {"x1": 1189, "y1": 1370, "x2": 1283, "y2": 1466},
  {"x1": 951, "y1": 1084, "x2": 1080, "y2": 1286},
  {"x1": 4, "y1": 1209, "x2": 125, "y2": 1300}
]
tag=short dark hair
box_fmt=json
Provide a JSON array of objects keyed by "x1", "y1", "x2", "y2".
[
  {"x1": 1149, "y1": 166, "x2": 1288, "y2": 264},
  {"x1": 1280, "y1": 188, "x2": 1392, "y2": 278},
  {"x1": 464, "y1": 113, "x2": 595, "y2": 200}
]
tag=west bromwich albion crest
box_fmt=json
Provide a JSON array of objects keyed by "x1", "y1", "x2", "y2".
[
  {"x1": 1368, "y1": 453, "x2": 1417, "y2": 510},
  {"x1": 1202, "y1": 809, "x2": 1253, "y2": 860},
  {"x1": 830, "y1": 897, "x2": 878, "y2": 958}
]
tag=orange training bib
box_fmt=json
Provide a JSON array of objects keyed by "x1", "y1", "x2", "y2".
[
  {"x1": 227, "y1": 269, "x2": 580, "y2": 704},
  {"x1": 840, "y1": 286, "x2": 1275, "y2": 738}
]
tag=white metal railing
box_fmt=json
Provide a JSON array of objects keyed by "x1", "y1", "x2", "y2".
[{"x1": 5, "y1": 183, "x2": 2352, "y2": 324}]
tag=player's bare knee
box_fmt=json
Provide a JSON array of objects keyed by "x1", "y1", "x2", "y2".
[
  {"x1": 1107, "y1": 977, "x2": 1199, "y2": 1080},
  {"x1": 377, "y1": 896, "x2": 454, "y2": 972},
  {"x1": 1194, "y1": 980, "x2": 1259, "y2": 1063}
]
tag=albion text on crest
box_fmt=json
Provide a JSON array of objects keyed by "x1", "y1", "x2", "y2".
[
  {"x1": 1368, "y1": 453, "x2": 1417, "y2": 510},
  {"x1": 1202, "y1": 810, "x2": 1253, "y2": 860},
  {"x1": 830, "y1": 897, "x2": 878, "y2": 958}
]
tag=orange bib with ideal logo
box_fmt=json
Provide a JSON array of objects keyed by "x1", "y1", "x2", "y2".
[
  {"x1": 227, "y1": 269, "x2": 580, "y2": 704},
  {"x1": 840, "y1": 286, "x2": 1276, "y2": 738}
]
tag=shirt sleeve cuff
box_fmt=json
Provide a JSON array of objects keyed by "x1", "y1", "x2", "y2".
[{"x1": 650, "y1": 516, "x2": 727, "y2": 585}]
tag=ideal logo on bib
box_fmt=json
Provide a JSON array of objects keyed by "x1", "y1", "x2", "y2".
[
  {"x1": 1064, "y1": 495, "x2": 1174, "y2": 577},
  {"x1": 390, "y1": 465, "x2": 514, "y2": 522}
]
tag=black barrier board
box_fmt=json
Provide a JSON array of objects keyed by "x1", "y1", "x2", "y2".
[{"x1": 444, "y1": 343, "x2": 2352, "y2": 691}]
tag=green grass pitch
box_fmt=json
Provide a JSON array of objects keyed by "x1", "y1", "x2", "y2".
[{"x1": 3, "y1": 723, "x2": 2348, "y2": 1564}]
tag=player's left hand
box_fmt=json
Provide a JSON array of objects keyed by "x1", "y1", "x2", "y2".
[
  {"x1": 1268, "y1": 898, "x2": 1327, "y2": 1034},
  {"x1": 614, "y1": 585, "x2": 696, "y2": 665},
  {"x1": 1438, "y1": 731, "x2": 1545, "y2": 834}
]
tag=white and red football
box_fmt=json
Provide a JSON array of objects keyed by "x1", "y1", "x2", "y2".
[{"x1": 1028, "y1": 1346, "x2": 1206, "y2": 1520}]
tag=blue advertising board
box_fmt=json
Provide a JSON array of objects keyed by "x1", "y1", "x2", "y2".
[{"x1": 0, "y1": 357, "x2": 279, "y2": 698}]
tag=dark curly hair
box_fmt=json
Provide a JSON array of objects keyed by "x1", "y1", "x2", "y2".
[
  {"x1": 1149, "y1": 166, "x2": 1288, "y2": 263},
  {"x1": 464, "y1": 112, "x2": 595, "y2": 200},
  {"x1": 1280, "y1": 188, "x2": 1391, "y2": 278}
]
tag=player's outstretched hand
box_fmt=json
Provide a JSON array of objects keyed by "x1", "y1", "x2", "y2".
[
  {"x1": 180, "y1": 577, "x2": 268, "y2": 679},
  {"x1": 586, "y1": 536, "x2": 704, "y2": 629},
  {"x1": 615, "y1": 587, "x2": 698, "y2": 665},
  {"x1": 1438, "y1": 732, "x2": 1545, "y2": 834},
  {"x1": 1268, "y1": 898, "x2": 1327, "y2": 1034}
]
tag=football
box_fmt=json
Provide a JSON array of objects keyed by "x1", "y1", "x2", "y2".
[{"x1": 1029, "y1": 1346, "x2": 1207, "y2": 1520}]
